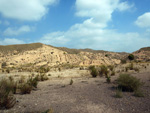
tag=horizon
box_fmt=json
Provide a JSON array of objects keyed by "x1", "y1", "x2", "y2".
[
  {"x1": 1, "y1": 42, "x2": 149, "y2": 53},
  {"x1": 0, "y1": 0, "x2": 150, "y2": 52}
]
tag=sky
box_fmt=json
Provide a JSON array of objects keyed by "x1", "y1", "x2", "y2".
[{"x1": 0, "y1": 0, "x2": 150, "y2": 53}]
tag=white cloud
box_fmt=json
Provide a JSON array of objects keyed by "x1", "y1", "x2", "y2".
[
  {"x1": 117, "y1": 1, "x2": 134, "y2": 11},
  {"x1": 0, "y1": 38, "x2": 25, "y2": 45},
  {"x1": 39, "y1": 31, "x2": 69, "y2": 46},
  {"x1": 0, "y1": 0, "x2": 59, "y2": 21},
  {"x1": 75, "y1": 0, "x2": 134, "y2": 28},
  {"x1": 3, "y1": 25, "x2": 32, "y2": 36},
  {"x1": 135, "y1": 12, "x2": 150, "y2": 28},
  {"x1": 39, "y1": 0, "x2": 149, "y2": 52}
]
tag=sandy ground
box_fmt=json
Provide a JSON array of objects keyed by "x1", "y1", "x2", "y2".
[{"x1": 0, "y1": 64, "x2": 150, "y2": 113}]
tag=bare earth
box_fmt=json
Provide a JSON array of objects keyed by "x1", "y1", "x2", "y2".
[{"x1": 0, "y1": 68, "x2": 150, "y2": 113}]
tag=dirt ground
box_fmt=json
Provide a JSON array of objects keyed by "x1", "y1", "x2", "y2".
[{"x1": 0, "y1": 64, "x2": 150, "y2": 113}]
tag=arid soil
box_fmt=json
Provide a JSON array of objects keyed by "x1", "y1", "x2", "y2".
[{"x1": 0, "y1": 66, "x2": 150, "y2": 113}]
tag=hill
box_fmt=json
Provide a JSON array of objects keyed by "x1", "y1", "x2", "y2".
[{"x1": 0, "y1": 43, "x2": 126, "y2": 69}]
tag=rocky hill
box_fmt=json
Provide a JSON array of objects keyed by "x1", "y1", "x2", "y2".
[
  {"x1": 133, "y1": 47, "x2": 150, "y2": 62},
  {"x1": 0, "y1": 43, "x2": 129, "y2": 69}
]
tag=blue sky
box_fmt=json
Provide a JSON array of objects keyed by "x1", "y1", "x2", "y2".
[{"x1": 0, "y1": 0, "x2": 150, "y2": 52}]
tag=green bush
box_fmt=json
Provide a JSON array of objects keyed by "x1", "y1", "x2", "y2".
[
  {"x1": 128, "y1": 54, "x2": 134, "y2": 61},
  {"x1": 0, "y1": 79, "x2": 16, "y2": 109},
  {"x1": 89, "y1": 66, "x2": 98, "y2": 77},
  {"x1": 117, "y1": 74, "x2": 142, "y2": 92}
]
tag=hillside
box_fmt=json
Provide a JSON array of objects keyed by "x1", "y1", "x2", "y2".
[
  {"x1": 0, "y1": 43, "x2": 126, "y2": 69},
  {"x1": 133, "y1": 47, "x2": 150, "y2": 62}
]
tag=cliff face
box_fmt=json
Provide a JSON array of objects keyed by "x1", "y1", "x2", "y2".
[{"x1": 0, "y1": 43, "x2": 126, "y2": 68}]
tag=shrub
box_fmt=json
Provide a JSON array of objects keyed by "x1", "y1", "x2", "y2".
[
  {"x1": 89, "y1": 66, "x2": 98, "y2": 77},
  {"x1": 69, "y1": 79, "x2": 73, "y2": 85},
  {"x1": 117, "y1": 74, "x2": 142, "y2": 92},
  {"x1": 115, "y1": 88, "x2": 123, "y2": 98},
  {"x1": 128, "y1": 54, "x2": 134, "y2": 61},
  {"x1": 40, "y1": 74, "x2": 49, "y2": 81},
  {"x1": 20, "y1": 83, "x2": 32, "y2": 94},
  {"x1": 0, "y1": 79, "x2": 16, "y2": 109},
  {"x1": 106, "y1": 76, "x2": 111, "y2": 83},
  {"x1": 19, "y1": 76, "x2": 25, "y2": 84},
  {"x1": 1, "y1": 62, "x2": 7, "y2": 68},
  {"x1": 99, "y1": 65, "x2": 109, "y2": 77},
  {"x1": 27, "y1": 77, "x2": 38, "y2": 88},
  {"x1": 134, "y1": 89, "x2": 144, "y2": 97}
]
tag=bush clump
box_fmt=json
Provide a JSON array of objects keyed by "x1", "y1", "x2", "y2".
[
  {"x1": 117, "y1": 74, "x2": 142, "y2": 92},
  {"x1": 128, "y1": 54, "x2": 134, "y2": 61},
  {"x1": 20, "y1": 83, "x2": 32, "y2": 94},
  {"x1": 89, "y1": 66, "x2": 98, "y2": 77}
]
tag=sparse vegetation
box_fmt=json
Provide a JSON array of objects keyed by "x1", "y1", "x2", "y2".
[{"x1": 117, "y1": 74, "x2": 142, "y2": 92}]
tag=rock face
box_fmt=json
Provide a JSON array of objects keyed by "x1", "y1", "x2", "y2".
[{"x1": 0, "y1": 43, "x2": 126, "y2": 68}]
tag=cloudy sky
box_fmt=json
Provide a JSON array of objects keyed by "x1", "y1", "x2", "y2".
[{"x1": 0, "y1": 0, "x2": 150, "y2": 52}]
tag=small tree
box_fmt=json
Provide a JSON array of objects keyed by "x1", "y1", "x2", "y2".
[{"x1": 128, "y1": 54, "x2": 134, "y2": 61}]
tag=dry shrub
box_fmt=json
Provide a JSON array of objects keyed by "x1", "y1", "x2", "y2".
[
  {"x1": 89, "y1": 66, "x2": 98, "y2": 77},
  {"x1": 99, "y1": 65, "x2": 109, "y2": 77},
  {"x1": 20, "y1": 83, "x2": 32, "y2": 94},
  {"x1": 117, "y1": 74, "x2": 142, "y2": 92},
  {"x1": 0, "y1": 79, "x2": 16, "y2": 109}
]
